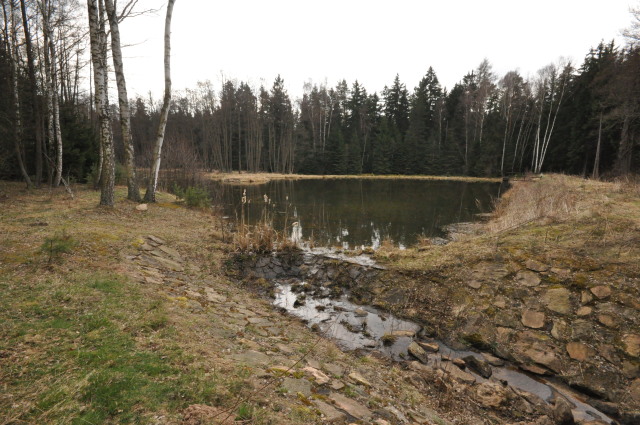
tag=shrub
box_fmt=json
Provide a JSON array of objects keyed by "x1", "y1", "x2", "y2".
[
  {"x1": 172, "y1": 184, "x2": 211, "y2": 208},
  {"x1": 41, "y1": 230, "x2": 75, "y2": 264}
]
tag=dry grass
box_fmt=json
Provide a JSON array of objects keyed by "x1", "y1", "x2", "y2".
[{"x1": 488, "y1": 174, "x2": 583, "y2": 232}]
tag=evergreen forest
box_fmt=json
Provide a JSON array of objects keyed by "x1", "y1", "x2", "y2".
[{"x1": 1, "y1": 1, "x2": 640, "y2": 192}]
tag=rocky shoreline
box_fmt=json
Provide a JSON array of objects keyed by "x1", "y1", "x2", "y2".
[{"x1": 234, "y1": 248, "x2": 639, "y2": 425}]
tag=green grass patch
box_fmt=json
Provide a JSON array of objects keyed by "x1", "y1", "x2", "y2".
[{"x1": 0, "y1": 272, "x2": 220, "y2": 424}]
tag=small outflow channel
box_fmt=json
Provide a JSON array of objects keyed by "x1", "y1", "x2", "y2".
[{"x1": 242, "y1": 250, "x2": 613, "y2": 424}]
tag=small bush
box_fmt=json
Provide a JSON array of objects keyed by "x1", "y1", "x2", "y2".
[
  {"x1": 41, "y1": 230, "x2": 75, "y2": 264},
  {"x1": 172, "y1": 184, "x2": 210, "y2": 208}
]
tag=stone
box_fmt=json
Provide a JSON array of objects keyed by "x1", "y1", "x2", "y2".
[
  {"x1": 408, "y1": 341, "x2": 429, "y2": 363},
  {"x1": 551, "y1": 320, "x2": 568, "y2": 340},
  {"x1": 453, "y1": 358, "x2": 466, "y2": 368},
  {"x1": 374, "y1": 419, "x2": 391, "y2": 425},
  {"x1": 230, "y1": 350, "x2": 270, "y2": 367},
  {"x1": 330, "y1": 380, "x2": 345, "y2": 390},
  {"x1": 153, "y1": 255, "x2": 184, "y2": 272},
  {"x1": 135, "y1": 203, "x2": 148, "y2": 211},
  {"x1": 158, "y1": 244, "x2": 182, "y2": 260},
  {"x1": 282, "y1": 377, "x2": 312, "y2": 397},
  {"x1": 521, "y1": 364, "x2": 550, "y2": 375},
  {"x1": 417, "y1": 341, "x2": 439, "y2": 352},
  {"x1": 630, "y1": 379, "x2": 640, "y2": 403},
  {"x1": 140, "y1": 242, "x2": 155, "y2": 251},
  {"x1": 147, "y1": 235, "x2": 165, "y2": 244},
  {"x1": 303, "y1": 367, "x2": 330, "y2": 385},
  {"x1": 314, "y1": 400, "x2": 346, "y2": 422},
  {"x1": 481, "y1": 352, "x2": 505, "y2": 366},
  {"x1": 622, "y1": 334, "x2": 640, "y2": 357},
  {"x1": 576, "y1": 306, "x2": 592, "y2": 316},
  {"x1": 551, "y1": 396, "x2": 575, "y2": 425},
  {"x1": 323, "y1": 363, "x2": 344, "y2": 378},
  {"x1": 522, "y1": 310, "x2": 546, "y2": 329},
  {"x1": 463, "y1": 355, "x2": 492, "y2": 378},
  {"x1": 348, "y1": 372, "x2": 372, "y2": 387},
  {"x1": 354, "y1": 307, "x2": 368, "y2": 317},
  {"x1": 446, "y1": 364, "x2": 476, "y2": 383},
  {"x1": 566, "y1": 342, "x2": 593, "y2": 361},
  {"x1": 467, "y1": 280, "x2": 482, "y2": 289},
  {"x1": 390, "y1": 330, "x2": 415, "y2": 337},
  {"x1": 598, "y1": 314, "x2": 616, "y2": 328},
  {"x1": 590, "y1": 285, "x2": 612, "y2": 299},
  {"x1": 204, "y1": 288, "x2": 226, "y2": 303},
  {"x1": 524, "y1": 348, "x2": 562, "y2": 373},
  {"x1": 542, "y1": 288, "x2": 572, "y2": 315},
  {"x1": 516, "y1": 270, "x2": 542, "y2": 287},
  {"x1": 493, "y1": 296, "x2": 507, "y2": 308},
  {"x1": 622, "y1": 360, "x2": 640, "y2": 378},
  {"x1": 526, "y1": 259, "x2": 549, "y2": 272},
  {"x1": 329, "y1": 393, "x2": 372, "y2": 420},
  {"x1": 581, "y1": 291, "x2": 594, "y2": 304},
  {"x1": 475, "y1": 381, "x2": 508, "y2": 408}
]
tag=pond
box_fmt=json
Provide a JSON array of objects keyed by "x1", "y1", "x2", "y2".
[{"x1": 215, "y1": 178, "x2": 504, "y2": 249}]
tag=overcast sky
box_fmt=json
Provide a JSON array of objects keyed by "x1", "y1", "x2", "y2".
[{"x1": 118, "y1": 0, "x2": 635, "y2": 100}]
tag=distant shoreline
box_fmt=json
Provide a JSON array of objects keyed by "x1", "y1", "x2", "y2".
[{"x1": 204, "y1": 172, "x2": 502, "y2": 185}]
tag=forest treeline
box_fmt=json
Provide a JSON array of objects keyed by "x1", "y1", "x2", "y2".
[{"x1": 1, "y1": 2, "x2": 640, "y2": 197}]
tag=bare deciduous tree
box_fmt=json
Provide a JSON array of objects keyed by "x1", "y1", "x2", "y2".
[
  {"x1": 104, "y1": 0, "x2": 141, "y2": 201},
  {"x1": 144, "y1": 0, "x2": 176, "y2": 202}
]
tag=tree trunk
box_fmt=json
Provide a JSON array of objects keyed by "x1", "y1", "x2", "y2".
[
  {"x1": 144, "y1": 0, "x2": 176, "y2": 203},
  {"x1": 104, "y1": 0, "x2": 141, "y2": 201},
  {"x1": 592, "y1": 110, "x2": 603, "y2": 179},
  {"x1": 88, "y1": 0, "x2": 115, "y2": 206},
  {"x1": 3, "y1": 0, "x2": 32, "y2": 187},
  {"x1": 20, "y1": 0, "x2": 43, "y2": 186}
]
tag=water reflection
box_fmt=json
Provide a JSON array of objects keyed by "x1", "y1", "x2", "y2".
[{"x1": 215, "y1": 179, "x2": 502, "y2": 248}]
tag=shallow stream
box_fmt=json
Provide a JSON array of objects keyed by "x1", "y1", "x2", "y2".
[{"x1": 272, "y1": 268, "x2": 613, "y2": 424}]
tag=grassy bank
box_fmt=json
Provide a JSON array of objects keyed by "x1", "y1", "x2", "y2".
[{"x1": 0, "y1": 183, "x2": 499, "y2": 425}]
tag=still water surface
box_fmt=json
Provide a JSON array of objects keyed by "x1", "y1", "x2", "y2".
[{"x1": 216, "y1": 179, "x2": 503, "y2": 248}]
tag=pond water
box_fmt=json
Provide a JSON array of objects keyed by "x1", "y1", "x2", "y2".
[{"x1": 215, "y1": 178, "x2": 504, "y2": 248}]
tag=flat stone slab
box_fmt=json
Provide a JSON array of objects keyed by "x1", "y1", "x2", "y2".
[
  {"x1": 566, "y1": 342, "x2": 594, "y2": 361},
  {"x1": 282, "y1": 377, "x2": 312, "y2": 397},
  {"x1": 230, "y1": 350, "x2": 270, "y2": 367},
  {"x1": 408, "y1": 341, "x2": 429, "y2": 363},
  {"x1": 516, "y1": 270, "x2": 541, "y2": 287},
  {"x1": 590, "y1": 285, "x2": 612, "y2": 299},
  {"x1": 522, "y1": 310, "x2": 546, "y2": 329},
  {"x1": 525, "y1": 259, "x2": 549, "y2": 272},
  {"x1": 542, "y1": 288, "x2": 572, "y2": 315},
  {"x1": 303, "y1": 366, "x2": 330, "y2": 385},
  {"x1": 348, "y1": 372, "x2": 372, "y2": 387},
  {"x1": 329, "y1": 392, "x2": 372, "y2": 420},
  {"x1": 623, "y1": 334, "x2": 640, "y2": 357},
  {"x1": 314, "y1": 400, "x2": 346, "y2": 422}
]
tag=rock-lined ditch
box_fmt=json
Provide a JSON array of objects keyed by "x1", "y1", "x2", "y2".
[{"x1": 234, "y1": 250, "x2": 639, "y2": 425}]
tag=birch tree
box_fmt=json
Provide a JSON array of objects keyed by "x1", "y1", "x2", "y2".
[
  {"x1": 88, "y1": 0, "x2": 115, "y2": 206},
  {"x1": 104, "y1": 0, "x2": 141, "y2": 201},
  {"x1": 144, "y1": 0, "x2": 176, "y2": 202},
  {"x1": 531, "y1": 61, "x2": 571, "y2": 174}
]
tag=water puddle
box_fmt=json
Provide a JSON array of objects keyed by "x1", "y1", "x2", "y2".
[{"x1": 272, "y1": 278, "x2": 613, "y2": 424}]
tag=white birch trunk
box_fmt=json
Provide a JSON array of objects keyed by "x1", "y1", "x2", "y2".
[
  {"x1": 88, "y1": 0, "x2": 115, "y2": 206},
  {"x1": 104, "y1": 0, "x2": 141, "y2": 201},
  {"x1": 144, "y1": 0, "x2": 176, "y2": 202}
]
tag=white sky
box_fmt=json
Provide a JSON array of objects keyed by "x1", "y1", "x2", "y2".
[{"x1": 118, "y1": 0, "x2": 635, "y2": 100}]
